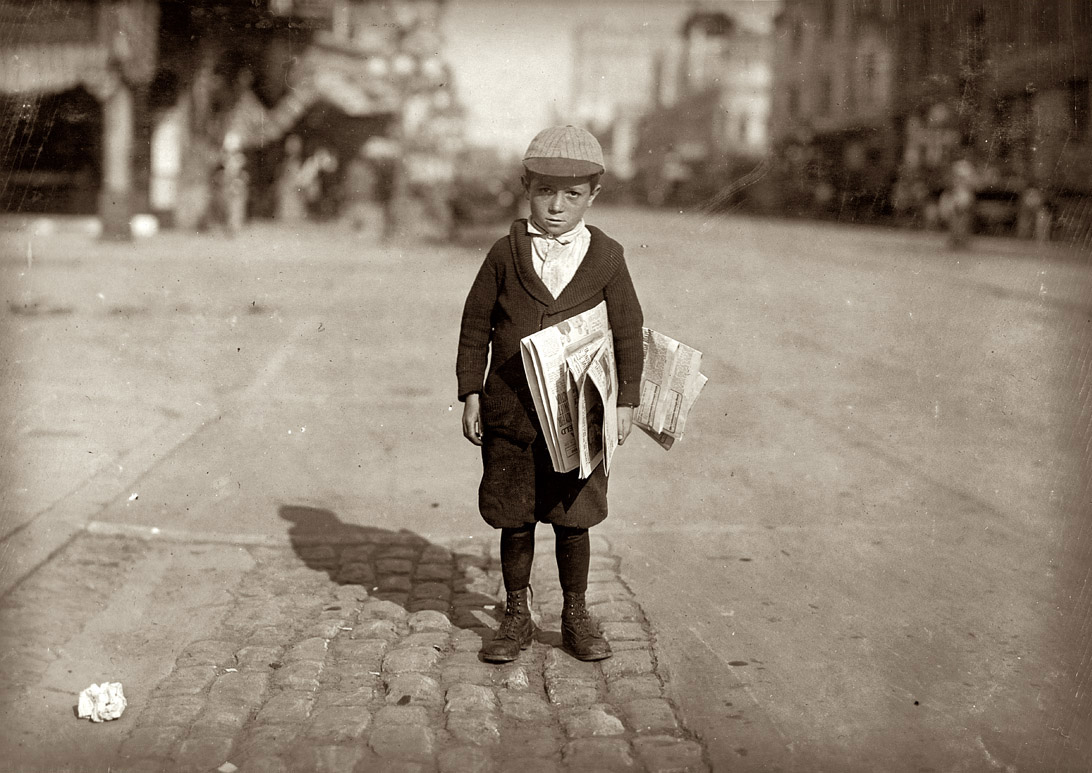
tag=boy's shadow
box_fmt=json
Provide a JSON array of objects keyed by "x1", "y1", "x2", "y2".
[{"x1": 278, "y1": 505, "x2": 530, "y2": 649}]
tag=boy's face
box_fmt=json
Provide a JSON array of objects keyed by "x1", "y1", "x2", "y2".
[{"x1": 522, "y1": 172, "x2": 601, "y2": 236}]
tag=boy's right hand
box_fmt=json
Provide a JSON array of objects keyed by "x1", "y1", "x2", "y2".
[{"x1": 462, "y1": 394, "x2": 483, "y2": 446}]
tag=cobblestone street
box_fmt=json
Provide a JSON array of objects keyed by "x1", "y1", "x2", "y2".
[{"x1": 1, "y1": 517, "x2": 706, "y2": 772}]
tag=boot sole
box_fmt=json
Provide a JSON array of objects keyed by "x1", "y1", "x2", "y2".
[
  {"x1": 564, "y1": 646, "x2": 613, "y2": 662},
  {"x1": 481, "y1": 627, "x2": 536, "y2": 663},
  {"x1": 481, "y1": 652, "x2": 519, "y2": 663}
]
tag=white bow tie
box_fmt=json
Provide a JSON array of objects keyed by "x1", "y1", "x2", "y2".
[{"x1": 532, "y1": 232, "x2": 574, "y2": 246}]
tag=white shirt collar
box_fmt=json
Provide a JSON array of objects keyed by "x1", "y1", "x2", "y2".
[{"x1": 527, "y1": 218, "x2": 587, "y2": 244}]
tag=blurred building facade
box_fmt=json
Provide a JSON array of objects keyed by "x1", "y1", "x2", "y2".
[
  {"x1": 0, "y1": 0, "x2": 160, "y2": 237},
  {"x1": 634, "y1": 9, "x2": 774, "y2": 208},
  {"x1": 1, "y1": 0, "x2": 463, "y2": 237},
  {"x1": 569, "y1": 25, "x2": 660, "y2": 183},
  {"x1": 769, "y1": 0, "x2": 899, "y2": 220},
  {"x1": 890, "y1": 0, "x2": 1092, "y2": 238},
  {"x1": 6, "y1": 1, "x2": 1088, "y2": 242},
  {"x1": 769, "y1": 0, "x2": 1092, "y2": 238}
]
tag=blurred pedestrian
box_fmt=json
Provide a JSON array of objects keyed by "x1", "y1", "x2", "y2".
[
  {"x1": 456, "y1": 126, "x2": 645, "y2": 664},
  {"x1": 342, "y1": 145, "x2": 382, "y2": 235},
  {"x1": 276, "y1": 135, "x2": 307, "y2": 223},
  {"x1": 276, "y1": 136, "x2": 338, "y2": 223},
  {"x1": 364, "y1": 135, "x2": 401, "y2": 240},
  {"x1": 1017, "y1": 186, "x2": 1051, "y2": 243},
  {"x1": 940, "y1": 156, "x2": 978, "y2": 249},
  {"x1": 221, "y1": 131, "x2": 249, "y2": 236},
  {"x1": 305, "y1": 147, "x2": 339, "y2": 220}
]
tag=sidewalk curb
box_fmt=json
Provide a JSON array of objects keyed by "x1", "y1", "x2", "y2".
[{"x1": 0, "y1": 401, "x2": 220, "y2": 599}]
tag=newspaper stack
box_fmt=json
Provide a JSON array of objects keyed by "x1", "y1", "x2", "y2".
[
  {"x1": 521, "y1": 301, "x2": 617, "y2": 478},
  {"x1": 634, "y1": 328, "x2": 707, "y2": 450},
  {"x1": 521, "y1": 304, "x2": 708, "y2": 476}
]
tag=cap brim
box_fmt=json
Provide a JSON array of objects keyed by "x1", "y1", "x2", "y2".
[{"x1": 523, "y1": 157, "x2": 604, "y2": 177}]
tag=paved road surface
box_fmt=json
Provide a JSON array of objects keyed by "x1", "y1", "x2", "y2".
[
  {"x1": 1, "y1": 209, "x2": 1089, "y2": 771},
  {"x1": 592, "y1": 210, "x2": 1091, "y2": 772}
]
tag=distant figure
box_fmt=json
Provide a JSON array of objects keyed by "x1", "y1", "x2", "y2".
[
  {"x1": 1017, "y1": 186, "x2": 1051, "y2": 243},
  {"x1": 364, "y1": 135, "x2": 401, "y2": 240},
  {"x1": 342, "y1": 145, "x2": 382, "y2": 235},
  {"x1": 649, "y1": 148, "x2": 689, "y2": 207},
  {"x1": 276, "y1": 136, "x2": 338, "y2": 223},
  {"x1": 940, "y1": 157, "x2": 977, "y2": 249},
  {"x1": 305, "y1": 146, "x2": 339, "y2": 220},
  {"x1": 221, "y1": 131, "x2": 249, "y2": 235},
  {"x1": 276, "y1": 135, "x2": 308, "y2": 223},
  {"x1": 813, "y1": 180, "x2": 835, "y2": 212}
]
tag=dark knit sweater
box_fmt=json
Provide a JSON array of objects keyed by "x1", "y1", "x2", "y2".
[{"x1": 457, "y1": 218, "x2": 644, "y2": 445}]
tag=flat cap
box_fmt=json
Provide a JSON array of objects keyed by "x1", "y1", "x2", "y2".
[{"x1": 523, "y1": 125, "x2": 605, "y2": 177}]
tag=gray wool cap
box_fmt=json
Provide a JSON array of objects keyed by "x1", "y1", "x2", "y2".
[{"x1": 523, "y1": 125, "x2": 605, "y2": 177}]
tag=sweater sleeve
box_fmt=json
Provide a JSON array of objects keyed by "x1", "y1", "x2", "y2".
[
  {"x1": 456, "y1": 249, "x2": 499, "y2": 401},
  {"x1": 604, "y1": 258, "x2": 644, "y2": 406}
]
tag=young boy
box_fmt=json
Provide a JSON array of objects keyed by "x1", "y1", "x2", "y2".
[{"x1": 456, "y1": 126, "x2": 644, "y2": 662}]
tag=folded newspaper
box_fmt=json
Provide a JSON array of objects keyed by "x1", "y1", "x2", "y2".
[
  {"x1": 634, "y1": 327, "x2": 707, "y2": 450},
  {"x1": 521, "y1": 303, "x2": 706, "y2": 476},
  {"x1": 521, "y1": 301, "x2": 616, "y2": 478}
]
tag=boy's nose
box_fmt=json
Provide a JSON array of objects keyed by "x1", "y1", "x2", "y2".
[{"x1": 548, "y1": 193, "x2": 565, "y2": 212}]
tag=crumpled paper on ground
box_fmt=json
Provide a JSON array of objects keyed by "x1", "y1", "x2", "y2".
[{"x1": 77, "y1": 682, "x2": 127, "y2": 722}]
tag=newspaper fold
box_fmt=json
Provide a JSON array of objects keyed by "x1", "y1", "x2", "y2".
[
  {"x1": 633, "y1": 328, "x2": 707, "y2": 450},
  {"x1": 568, "y1": 335, "x2": 618, "y2": 477},
  {"x1": 521, "y1": 302, "x2": 616, "y2": 477}
]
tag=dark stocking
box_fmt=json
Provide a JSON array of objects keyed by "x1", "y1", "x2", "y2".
[
  {"x1": 553, "y1": 525, "x2": 590, "y2": 594},
  {"x1": 500, "y1": 524, "x2": 536, "y2": 591}
]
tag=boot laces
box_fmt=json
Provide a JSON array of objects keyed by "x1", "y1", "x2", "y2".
[
  {"x1": 564, "y1": 604, "x2": 596, "y2": 637},
  {"x1": 496, "y1": 588, "x2": 531, "y2": 638}
]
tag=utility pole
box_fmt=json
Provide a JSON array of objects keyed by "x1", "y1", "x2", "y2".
[{"x1": 99, "y1": 72, "x2": 135, "y2": 240}]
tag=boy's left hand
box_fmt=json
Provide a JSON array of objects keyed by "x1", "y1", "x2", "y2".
[{"x1": 617, "y1": 405, "x2": 633, "y2": 445}]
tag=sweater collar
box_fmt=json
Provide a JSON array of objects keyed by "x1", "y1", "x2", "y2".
[{"x1": 509, "y1": 219, "x2": 623, "y2": 313}]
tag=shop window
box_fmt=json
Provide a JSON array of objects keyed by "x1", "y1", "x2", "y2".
[
  {"x1": 819, "y1": 74, "x2": 833, "y2": 116},
  {"x1": 992, "y1": 98, "x2": 1013, "y2": 163},
  {"x1": 1036, "y1": 3, "x2": 1060, "y2": 41},
  {"x1": 845, "y1": 62, "x2": 856, "y2": 112},
  {"x1": 1076, "y1": 0, "x2": 1092, "y2": 30},
  {"x1": 919, "y1": 21, "x2": 932, "y2": 76},
  {"x1": 1073, "y1": 79, "x2": 1090, "y2": 137},
  {"x1": 823, "y1": 0, "x2": 836, "y2": 38},
  {"x1": 864, "y1": 53, "x2": 877, "y2": 105},
  {"x1": 788, "y1": 85, "x2": 801, "y2": 118},
  {"x1": 851, "y1": 0, "x2": 876, "y2": 39}
]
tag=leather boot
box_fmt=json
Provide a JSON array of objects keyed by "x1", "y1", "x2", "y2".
[
  {"x1": 561, "y1": 591, "x2": 612, "y2": 661},
  {"x1": 482, "y1": 587, "x2": 535, "y2": 663}
]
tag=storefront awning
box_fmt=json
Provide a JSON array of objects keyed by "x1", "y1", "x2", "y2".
[
  {"x1": 0, "y1": 43, "x2": 113, "y2": 97},
  {"x1": 0, "y1": 0, "x2": 157, "y2": 98},
  {"x1": 232, "y1": 42, "x2": 400, "y2": 148}
]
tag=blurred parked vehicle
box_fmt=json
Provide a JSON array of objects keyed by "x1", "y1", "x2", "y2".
[
  {"x1": 448, "y1": 149, "x2": 523, "y2": 237},
  {"x1": 974, "y1": 184, "x2": 1021, "y2": 236}
]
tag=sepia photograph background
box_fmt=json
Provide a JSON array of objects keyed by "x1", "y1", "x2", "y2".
[{"x1": 1, "y1": 1, "x2": 1090, "y2": 771}]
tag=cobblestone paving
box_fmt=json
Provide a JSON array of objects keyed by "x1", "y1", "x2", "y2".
[{"x1": 3, "y1": 520, "x2": 709, "y2": 773}]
